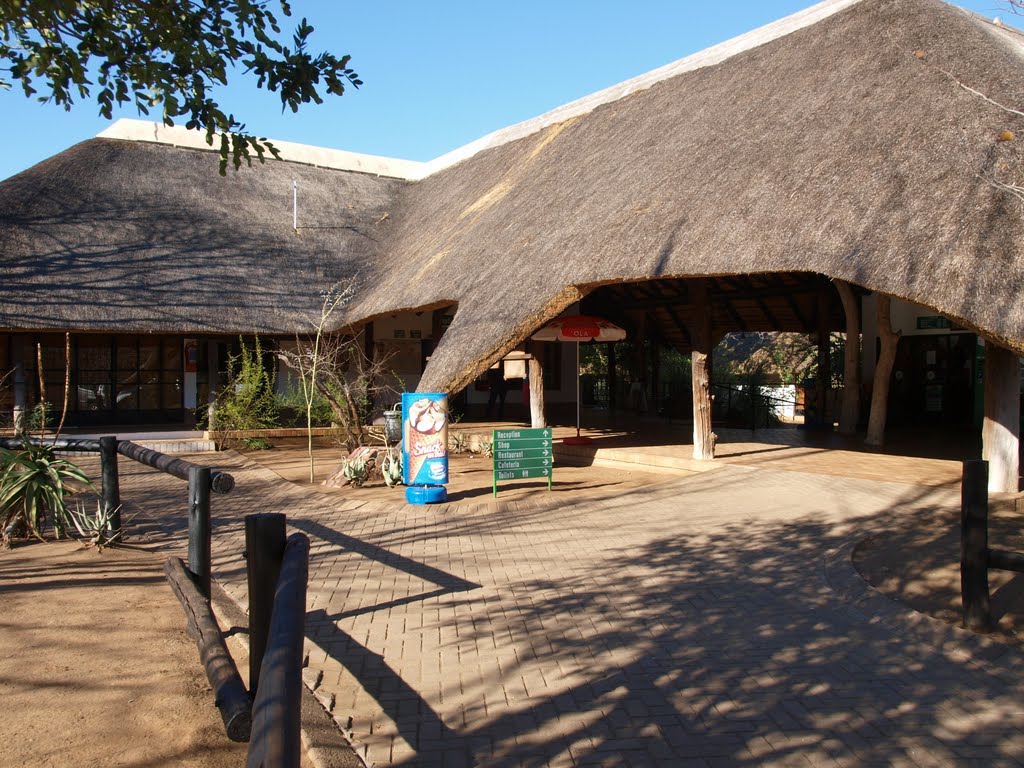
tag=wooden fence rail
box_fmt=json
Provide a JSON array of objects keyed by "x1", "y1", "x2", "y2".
[
  {"x1": 164, "y1": 557, "x2": 253, "y2": 741},
  {"x1": 0, "y1": 435, "x2": 233, "y2": 598}
]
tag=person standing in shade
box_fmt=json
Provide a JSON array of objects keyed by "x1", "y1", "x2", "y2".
[{"x1": 486, "y1": 365, "x2": 507, "y2": 420}]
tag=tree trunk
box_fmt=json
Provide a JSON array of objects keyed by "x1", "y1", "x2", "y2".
[
  {"x1": 983, "y1": 342, "x2": 1021, "y2": 493},
  {"x1": 690, "y1": 280, "x2": 715, "y2": 460},
  {"x1": 865, "y1": 295, "x2": 900, "y2": 446},
  {"x1": 834, "y1": 280, "x2": 861, "y2": 435},
  {"x1": 528, "y1": 350, "x2": 546, "y2": 428}
]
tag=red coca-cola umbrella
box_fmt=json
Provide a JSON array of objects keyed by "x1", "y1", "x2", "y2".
[{"x1": 532, "y1": 315, "x2": 626, "y2": 444}]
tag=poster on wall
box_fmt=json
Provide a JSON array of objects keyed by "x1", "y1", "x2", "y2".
[{"x1": 402, "y1": 393, "x2": 449, "y2": 486}]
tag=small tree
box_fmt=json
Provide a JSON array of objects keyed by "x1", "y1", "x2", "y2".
[{"x1": 276, "y1": 281, "x2": 398, "y2": 481}]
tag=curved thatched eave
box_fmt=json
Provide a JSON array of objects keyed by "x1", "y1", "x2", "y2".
[
  {"x1": 351, "y1": 0, "x2": 1024, "y2": 394},
  {"x1": 0, "y1": 138, "x2": 403, "y2": 334}
]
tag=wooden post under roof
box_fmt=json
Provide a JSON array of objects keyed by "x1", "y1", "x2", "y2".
[
  {"x1": 816, "y1": 291, "x2": 832, "y2": 429},
  {"x1": 865, "y1": 295, "x2": 900, "y2": 446},
  {"x1": 982, "y1": 342, "x2": 1021, "y2": 493},
  {"x1": 206, "y1": 339, "x2": 218, "y2": 431},
  {"x1": 528, "y1": 343, "x2": 546, "y2": 428},
  {"x1": 431, "y1": 309, "x2": 445, "y2": 351},
  {"x1": 651, "y1": 338, "x2": 661, "y2": 415},
  {"x1": 607, "y1": 342, "x2": 617, "y2": 411},
  {"x1": 834, "y1": 280, "x2": 861, "y2": 435},
  {"x1": 690, "y1": 279, "x2": 715, "y2": 460},
  {"x1": 11, "y1": 335, "x2": 25, "y2": 432}
]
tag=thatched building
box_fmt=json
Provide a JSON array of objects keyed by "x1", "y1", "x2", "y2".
[{"x1": 0, "y1": 0, "x2": 1021, "y2": 488}]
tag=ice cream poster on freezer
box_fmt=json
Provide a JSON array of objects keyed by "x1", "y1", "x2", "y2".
[{"x1": 401, "y1": 393, "x2": 449, "y2": 486}]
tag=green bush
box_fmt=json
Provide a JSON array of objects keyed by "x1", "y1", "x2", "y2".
[
  {"x1": 203, "y1": 336, "x2": 279, "y2": 448},
  {"x1": 275, "y1": 385, "x2": 334, "y2": 428}
]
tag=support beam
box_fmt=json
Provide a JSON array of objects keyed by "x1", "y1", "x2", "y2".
[
  {"x1": 528, "y1": 344, "x2": 546, "y2": 428},
  {"x1": 865, "y1": 295, "x2": 900, "y2": 446},
  {"x1": 607, "y1": 343, "x2": 617, "y2": 412},
  {"x1": 663, "y1": 305, "x2": 693, "y2": 348},
  {"x1": 834, "y1": 280, "x2": 861, "y2": 435},
  {"x1": 206, "y1": 339, "x2": 218, "y2": 430},
  {"x1": 690, "y1": 280, "x2": 715, "y2": 460},
  {"x1": 755, "y1": 297, "x2": 780, "y2": 328},
  {"x1": 815, "y1": 291, "x2": 832, "y2": 429},
  {"x1": 983, "y1": 343, "x2": 1021, "y2": 493},
  {"x1": 12, "y1": 335, "x2": 26, "y2": 432}
]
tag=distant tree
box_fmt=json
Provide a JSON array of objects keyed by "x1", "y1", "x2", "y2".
[{"x1": 0, "y1": 1, "x2": 360, "y2": 174}]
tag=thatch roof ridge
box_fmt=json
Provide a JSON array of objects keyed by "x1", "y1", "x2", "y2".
[
  {"x1": 352, "y1": 0, "x2": 1024, "y2": 393},
  {"x1": 98, "y1": 119, "x2": 427, "y2": 180}
]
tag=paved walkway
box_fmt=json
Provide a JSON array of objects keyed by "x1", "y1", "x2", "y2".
[{"x1": 113, "y1": 449, "x2": 1024, "y2": 767}]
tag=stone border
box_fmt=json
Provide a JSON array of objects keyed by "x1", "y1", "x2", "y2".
[{"x1": 822, "y1": 538, "x2": 1024, "y2": 671}]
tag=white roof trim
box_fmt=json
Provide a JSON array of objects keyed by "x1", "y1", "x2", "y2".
[
  {"x1": 98, "y1": 0, "x2": 865, "y2": 181},
  {"x1": 97, "y1": 119, "x2": 427, "y2": 179}
]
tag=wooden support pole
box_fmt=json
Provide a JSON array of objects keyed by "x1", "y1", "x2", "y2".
[
  {"x1": 834, "y1": 280, "x2": 861, "y2": 435},
  {"x1": 815, "y1": 291, "x2": 832, "y2": 429},
  {"x1": 982, "y1": 343, "x2": 1021, "y2": 494},
  {"x1": 690, "y1": 280, "x2": 715, "y2": 461},
  {"x1": 247, "y1": 532, "x2": 310, "y2": 768},
  {"x1": 98, "y1": 436, "x2": 121, "y2": 536},
  {"x1": 607, "y1": 342, "x2": 617, "y2": 412},
  {"x1": 12, "y1": 335, "x2": 26, "y2": 433},
  {"x1": 865, "y1": 295, "x2": 901, "y2": 447},
  {"x1": 164, "y1": 556, "x2": 252, "y2": 742},
  {"x1": 188, "y1": 466, "x2": 212, "y2": 600},
  {"x1": 651, "y1": 341, "x2": 661, "y2": 415},
  {"x1": 528, "y1": 345, "x2": 546, "y2": 429},
  {"x1": 206, "y1": 340, "x2": 218, "y2": 430},
  {"x1": 961, "y1": 460, "x2": 992, "y2": 632},
  {"x1": 246, "y1": 513, "x2": 287, "y2": 702}
]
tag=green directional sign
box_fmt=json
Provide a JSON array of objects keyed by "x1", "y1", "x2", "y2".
[{"x1": 493, "y1": 428, "x2": 553, "y2": 497}]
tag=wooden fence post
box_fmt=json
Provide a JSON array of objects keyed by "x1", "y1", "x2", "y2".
[
  {"x1": 246, "y1": 513, "x2": 287, "y2": 700},
  {"x1": 188, "y1": 466, "x2": 212, "y2": 600},
  {"x1": 98, "y1": 436, "x2": 121, "y2": 536},
  {"x1": 961, "y1": 459, "x2": 991, "y2": 632},
  {"x1": 247, "y1": 532, "x2": 310, "y2": 768}
]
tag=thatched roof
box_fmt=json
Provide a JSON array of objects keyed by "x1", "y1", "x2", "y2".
[
  {"x1": 2, "y1": 0, "x2": 1024, "y2": 397},
  {"x1": 0, "y1": 137, "x2": 402, "y2": 333},
  {"x1": 363, "y1": 0, "x2": 1024, "y2": 393}
]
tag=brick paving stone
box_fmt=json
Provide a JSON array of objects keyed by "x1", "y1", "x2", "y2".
[{"x1": 99, "y1": 448, "x2": 1024, "y2": 767}]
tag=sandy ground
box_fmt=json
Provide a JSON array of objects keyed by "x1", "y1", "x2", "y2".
[{"x1": 0, "y1": 540, "x2": 252, "y2": 768}]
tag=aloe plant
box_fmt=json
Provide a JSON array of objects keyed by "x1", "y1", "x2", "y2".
[
  {"x1": 60, "y1": 500, "x2": 129, "y2": 550},
  {"x1": 342, "y1": 456, "x2": 369, "y2": 487},
  {"x1": 380, "y1": 448, "x2": 403, "y2": 488},
  {"x1": 1, "y1": 438, "x2": 93, "y2": 545}
]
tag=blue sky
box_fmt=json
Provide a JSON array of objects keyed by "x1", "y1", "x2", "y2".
[{"x1": 0, "y1": 0, "x2": 1016, "y2": 180}]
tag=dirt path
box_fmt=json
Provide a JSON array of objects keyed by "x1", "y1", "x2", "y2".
[{"x1": 0, "y1": 540, "x2": 251, "y2": 768}]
